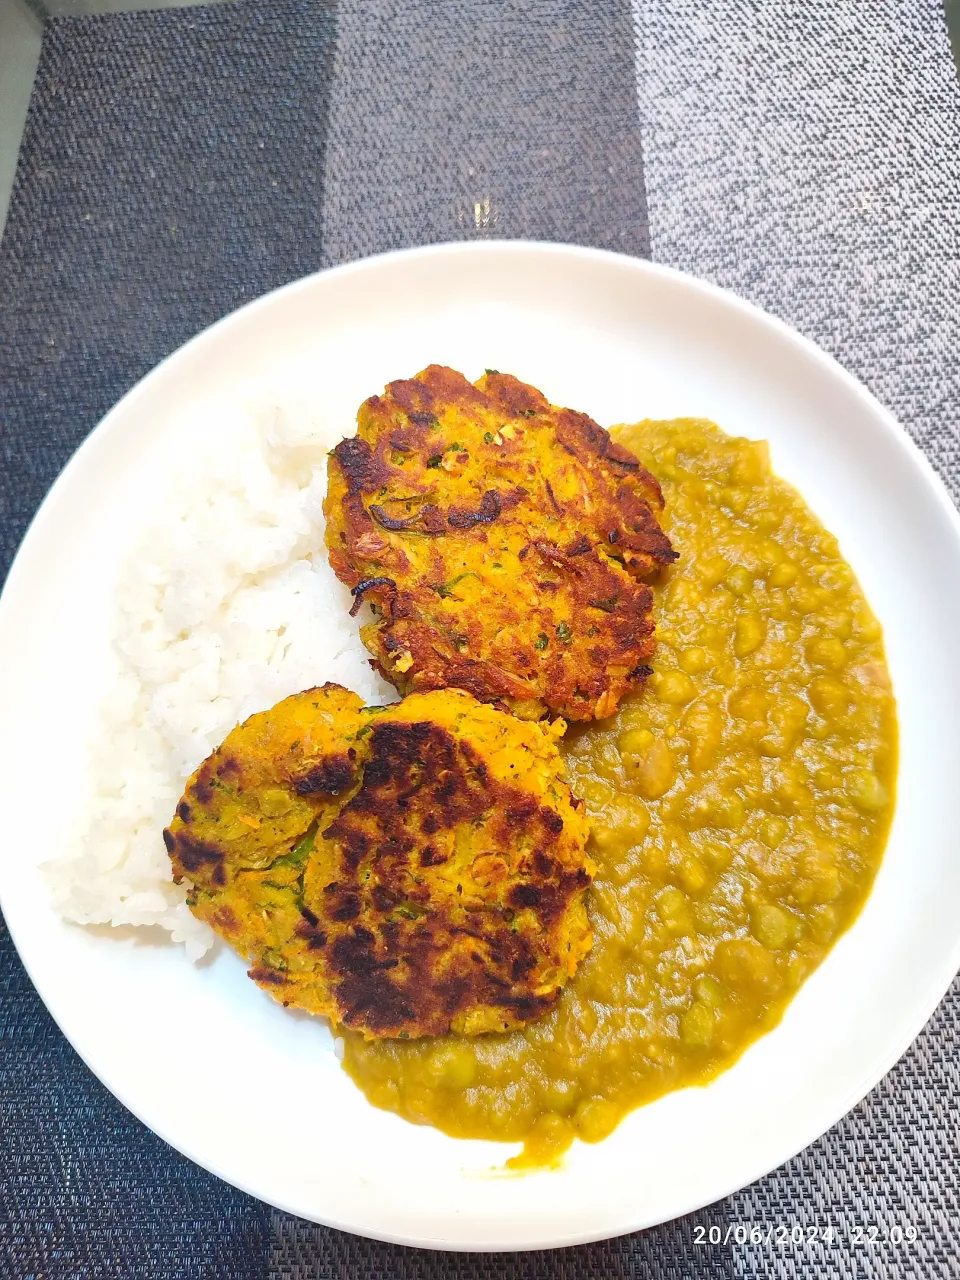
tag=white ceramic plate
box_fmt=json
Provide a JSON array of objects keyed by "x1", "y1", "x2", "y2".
[{"x1": 2, "y1": 242, "x2": 959, "y2": 1251}]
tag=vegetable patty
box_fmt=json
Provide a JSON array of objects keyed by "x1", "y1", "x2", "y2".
[
  {"x1": 164, "y1": 685, "x2": 593, "y2": 1038},
  {"x1": 324, "y1": 366, "x2": 677, "y2": 721}
]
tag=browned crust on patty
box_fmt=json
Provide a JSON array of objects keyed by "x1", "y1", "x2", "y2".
[
  {"x1": 323, "y1": 365, "x2": 676, "y2": 721},
  {"x1": 305, "y1": 716, "x2": 588, "y2": 1035},
  {"x1": 165, "y1": 687, "x2": 593, "y2": 1039}
]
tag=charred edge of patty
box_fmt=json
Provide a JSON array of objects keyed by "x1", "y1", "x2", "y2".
[
  {"x1": 332, "y1": 437, "x2": 391, "y2": 494},
  {"x1": 465, "y1": 367, "x2": 670, "y2": 526},
  {"x1": 551, "y1": 404, "x2": 662, "y2": 495},
  {"x1": 349, "y1": 576, "x2": 397, "y2": 617},
  {"x1": 167, "y1": 829, "x2": 227, "y2": 887}
]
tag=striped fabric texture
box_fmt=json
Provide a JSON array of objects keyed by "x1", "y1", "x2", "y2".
[{"x1": 1, "y1": 2, "x2": 958, "y2": 1277}]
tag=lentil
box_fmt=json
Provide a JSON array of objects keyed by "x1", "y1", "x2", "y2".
[{"x1": 342, "y1": 418, "x2": 896, "y2": 1166}]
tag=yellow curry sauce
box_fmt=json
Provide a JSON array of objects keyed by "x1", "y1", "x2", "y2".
[{"x1": 341, "y1": 418, "x2": 897, "y2": 1165}]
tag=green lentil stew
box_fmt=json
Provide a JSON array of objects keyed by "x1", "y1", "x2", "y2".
[{"x1": 341, "y1": 418, "x2": 897, "y2": 1165}]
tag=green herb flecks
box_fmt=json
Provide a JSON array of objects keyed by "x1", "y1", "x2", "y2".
[
  {"x1": 556, "y1": 621, "x2": 573, "y2": 644},
  {"x1": 432, "y1": 570, "x2": 481, "y2": 599},
  {"x1": 394, "y1": 902, "x2": 427, "y2": 920},
  {"x1": 271, "y1": 820, "x2": 319, "y2": 870},
  {"x1": 535, "y1": 633, "x2": 549, "y2": 651}
]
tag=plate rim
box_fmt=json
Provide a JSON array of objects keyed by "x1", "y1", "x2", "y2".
[{"x1": 2, "y1": 238, "x2": 960, "y2": 1251}]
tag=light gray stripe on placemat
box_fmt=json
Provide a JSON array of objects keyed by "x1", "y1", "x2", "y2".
[
  {"x1": 319, "y1": 0, "x2": 650, "y2": 264},
  {"x1": 634, "y1": 0, "x2": 960, "y2": 509},
  {"x1": 634, "y1": 4, "x2": 960, "y2": 1276}
]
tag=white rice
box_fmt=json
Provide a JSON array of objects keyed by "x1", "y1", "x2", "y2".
[{"x1": 46, "y1": 399, "x2": 390, "y2": 958}]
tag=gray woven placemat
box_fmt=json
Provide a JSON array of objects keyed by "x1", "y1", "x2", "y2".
[{"x1": 1, "y1": 1, "x2": 958, "y2": 1276}]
